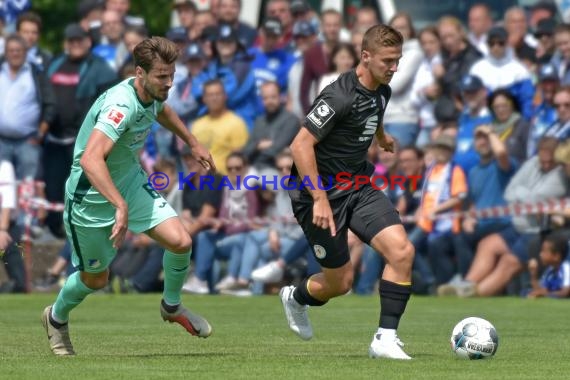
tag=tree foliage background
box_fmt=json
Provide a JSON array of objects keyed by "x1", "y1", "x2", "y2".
[{"x1": 32, "y1": 0, "x2": 172, "y2": 55}]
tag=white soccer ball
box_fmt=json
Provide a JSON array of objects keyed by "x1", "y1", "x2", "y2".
[{"x1": 450, "y1": 317, "x2": 499, "y2": 360}]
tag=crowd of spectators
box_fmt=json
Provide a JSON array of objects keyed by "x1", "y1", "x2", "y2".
[{"x1": 1, "y1": 0, "x2": 570, "y2": 299}]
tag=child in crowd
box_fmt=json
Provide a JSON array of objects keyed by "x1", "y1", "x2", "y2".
[{"x1": 526, "y1": 232, "x2": 570, "y2": 299}]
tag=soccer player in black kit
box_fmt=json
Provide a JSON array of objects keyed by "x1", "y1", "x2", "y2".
[{"x1": 280, "y1": 24, "x2": 415, "y2": 360}]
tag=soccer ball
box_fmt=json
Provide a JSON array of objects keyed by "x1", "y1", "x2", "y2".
[{"x1": 450, "y1": 317, "x2": 499, "y2": 360}]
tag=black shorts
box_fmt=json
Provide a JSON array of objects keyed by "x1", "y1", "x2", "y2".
[{"x1": 291, "y1": 184, "x2": 402, "y2": 269}]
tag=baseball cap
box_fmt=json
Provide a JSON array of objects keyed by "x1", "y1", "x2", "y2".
[
  {"x1": 64, "y1": 23, "x2": 89, "y2": 39},
  {"x1": 534, "y1": 18, "x2": 556, "y2": 37},
  {"x1": 430, "y1": 134, "x2": 456, "y2": 151},
  {"x1": 200, "y1": 25, "x2": 218, "y2": 42},
  {"x1": 460, "y1": 74, "x2": 485, "y2": 92},
  {"x1": 173, "y1": 0, "x2": 197, "y2": 10},
  {"x1": 293, "y1": 20, "x2": 317, "y2": 37},
  {"x1": 262, "y1": 17, "x2": 283, "y2": 37},
  {"x1": 183, "y1": 42, "x2": 206, "y2": 61},
  {"x1": 538, "y1": 63, "x2": 559, "y2": 81},
  {"x1": 487, "y1": 26, "x2": 508, "y2": 42},
  {"x1": 166, "y1": 26, "x2": 188, "y2": 43},
  {"x1": 291, "y1": 0, "x2": 310, "y2": 15},
  {"x1": 217, "y1": 23, "x2": 238, "y2": 42}
]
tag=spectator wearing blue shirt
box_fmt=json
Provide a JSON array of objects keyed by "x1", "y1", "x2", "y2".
[
  {"x1": 92, "y1": 9, "x2": 128, "y2": 72},
  {"x1": 216, "y1": 0, "x2": 257, "y2": 48},
  {"x1": 454, "y1": 74, "x2": 493, "y2": 174},
  {"x1": 249, "y1": 17, "x2": 296, "y2": 115},
  {"x1": 442, "y1": 124, "x2": 517, "y2": 290},
  {"x1": 527, "y1": 232, "x2": 570, "y2": 298},
  {"x1": 528, "y1": 63, "x2": 558, "y2": 157},
  {"x1": 193, "y1": 23, "x2": 257, "y2": 130}
]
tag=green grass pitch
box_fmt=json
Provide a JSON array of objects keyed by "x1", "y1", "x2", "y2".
[{"x1": 0, "y1": 294, "x2": 569, "y2": 380}]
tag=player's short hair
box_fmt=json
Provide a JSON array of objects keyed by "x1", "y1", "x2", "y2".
[
  {"x1": 361, "y1": 24, "x2": 403, "y2": 53},
  {"x1": 544, "y1": 232, "x2": 570, "y2": 261},
  {"x1": 133, "y1": 36, "x2": 178, "y2": 72}
]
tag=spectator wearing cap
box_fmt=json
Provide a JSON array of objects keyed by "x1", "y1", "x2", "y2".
[
  {"x1": 454, "y1": 74, "x2": 493, "y2": 174},
  {"x1": 169, "y1": 42, "x2": 207, "y2": 128},
  {"x1": 529, "y1": 0, "x2": 558, "y2": 37},
  {"x1": 193, "y1": 23, "x2": 257, "y2": 130},
  {"x1": 249, "y1": 17, "x2": 296, "y2": 116},
  {"x1": 467, "y1": 3, "x2": 493, "y2": 56},
  {"x1": 504, "y1": 7, "x2": 536, "y2": 68},
  {"x1": 92, "y1": 9, "x2": 128, "y2": 71},
  {"x1": 44, "y1": 23, "x2": 116, "y2": 237},
  {"x1": 173, "y1": 0, "x2": 197, "y2": 32},
  {"x1": 469, "y1": 26, "x2": 535, "y2": 121},
  {"x1": 535, "y1": 18, "x2": 557, "y2": 64},
  {"x1": 551, "y1": 24, "x2": 570, "y2": 85},
  {"x1": 545, "y1": 86, "x2": 570, "y2": 142},
  {"x1": 287, "y1": 20, "x2": 318, "y2": 120},
  {"x1": 528, "y1": 63, "x2": 559, "y2": 156},
  {"x1": 0, "y1": 33, "x2": 55, "y2": 180},
  {"x1": 165, "y1": 26, "x2": 190, "y2": 87},
  {"x1": 16, "y1": 11, "x2": 51, "y2": 71},
  {"x1": 216, "y1": 0, "x2": 257, "y2": 48},
  {"x1": 300, "y1": 9, "x2": 342, "y2": 114},
  {"x1": 198, "y1": 25, "x2": 217, "y2": 60},
  {"x1": 431, "y1": 97, "x2": 460, "y2": 142}
]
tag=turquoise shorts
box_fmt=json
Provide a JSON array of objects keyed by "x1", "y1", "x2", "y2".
[{"x1": 64, "y1": 168, "x2": 178, "y2": 273}]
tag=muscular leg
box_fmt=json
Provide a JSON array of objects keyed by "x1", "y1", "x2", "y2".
[
  {"x1": 146, "y1": 217, "x2": 192, "y2": 306},
  {"x1": 370, "y1": 224, "x2": 414, "y2": 330}
]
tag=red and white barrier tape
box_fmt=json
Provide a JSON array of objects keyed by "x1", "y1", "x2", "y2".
[{"x1": 14, "y1": 194, "x2": 570, "y2": 226}]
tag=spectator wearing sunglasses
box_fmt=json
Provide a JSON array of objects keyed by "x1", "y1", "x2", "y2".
[{"x1": 470, "y1": 26, "x2": 535, "y2": 121}]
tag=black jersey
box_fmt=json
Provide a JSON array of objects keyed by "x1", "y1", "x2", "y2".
[{"x1": 291, "y1": 69, "x2": 392, "y2": 200}]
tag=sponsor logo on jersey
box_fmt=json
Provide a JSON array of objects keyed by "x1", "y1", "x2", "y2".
[
  {"x1": 106, "y1": 109, "x2": 126, "y2": 128},
  {"x1": 307, "y1": 99, "x2": 335, "y2": 128},
  {"x1": 359, "y1": 114, "x2": 377, "y2": 141},
  {"x1": 313, "y1": 244, "x2": 327, "y2": 259}
]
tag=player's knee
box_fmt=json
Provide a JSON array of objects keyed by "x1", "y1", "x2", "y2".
[
  {"x1": 388, "y1": 240, "x2": 415, "y2": 271},
  {"x1": 169, "y1": 232, "x2": 193, "y2": 253},
  {"x1": 329, "y1": 273, "x2": 354, "y2": 296},
  {"x1": 81, "y1": 270, "x2": 109, "y2": 290}
]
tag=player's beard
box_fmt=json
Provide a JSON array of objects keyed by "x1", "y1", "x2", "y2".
[{"x1": 144, "y1": 82, "x2": 169, "y2": 102}]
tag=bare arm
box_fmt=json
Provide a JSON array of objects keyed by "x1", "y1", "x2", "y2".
[
  {"x1": 80, "y1": 130, "x2": 127, "y2": 248},
  {"x1": 157, "y1": 104, "x2": 216, "y2": 172},
  {"x1": 290, "y1": 128, "x2": 336, "y2": 236}
]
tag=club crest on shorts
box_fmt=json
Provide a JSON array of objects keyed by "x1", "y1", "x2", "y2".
[
  {"x1": 313, "y1": 244, "x2": 327, "y2": 259},
  {"x1": 307, "y1": 99, "x2": 335, "y2": 128}
]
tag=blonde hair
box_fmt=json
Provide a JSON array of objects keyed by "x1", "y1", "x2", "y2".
[{"x1": 361, "y1": 24, "x2": 403, "y2": 53}]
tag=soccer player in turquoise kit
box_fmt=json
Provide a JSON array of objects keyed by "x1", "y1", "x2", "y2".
[{"x1": 41, "y1": 37, "x2": 216, "y2": 356}]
